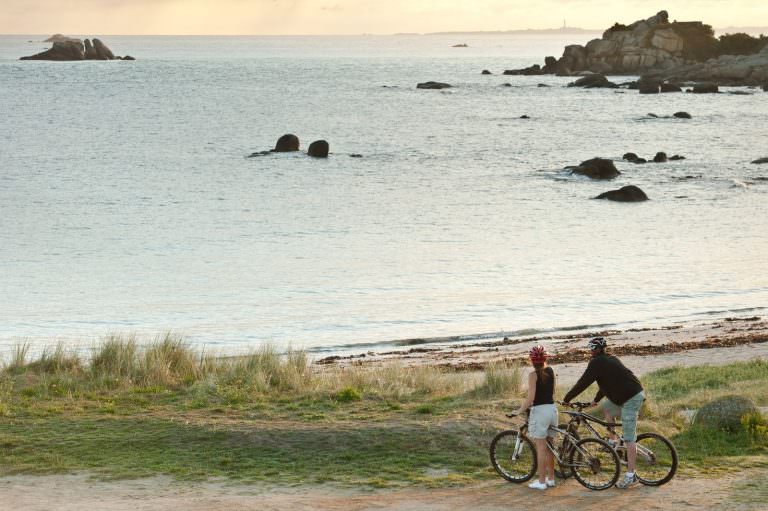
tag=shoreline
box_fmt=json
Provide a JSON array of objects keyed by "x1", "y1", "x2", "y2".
[{"x1": 316, "y1": 315, "x2": 768, "y2": 377}]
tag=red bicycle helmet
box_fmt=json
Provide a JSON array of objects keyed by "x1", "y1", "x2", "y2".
[{"x1": 529, "y1": 345, "x2": 548, "y2": 363}]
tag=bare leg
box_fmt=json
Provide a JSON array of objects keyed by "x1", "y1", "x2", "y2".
[
  {"x1": 534, "y1": 438, "x2": 548, "y2": 483},
  {"x1": 546, "y1": 437, "x2": 555, "y2": 480},
  {"x1": 602, "y1": 408, "x2": 619, "y2": 442}
]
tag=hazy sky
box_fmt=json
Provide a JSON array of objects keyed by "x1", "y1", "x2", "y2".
[{"x1": 2, "y1": 1, "x2": 767, "y2": 35}]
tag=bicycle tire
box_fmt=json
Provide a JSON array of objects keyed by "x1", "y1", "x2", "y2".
[
  {"x1": 489, "y1": 430, "x2": 537, "y2": 483},
  {"x1": 635, "y1": 432, "x2": 678, "y2": 486},
  {"x1": 568, "y1": 437, "x2": 620, "y2": 491},
  {"x1": 553, "y1": 424, "x2": 578, "y2": 479}
]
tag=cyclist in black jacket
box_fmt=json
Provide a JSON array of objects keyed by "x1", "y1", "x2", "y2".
[{"x1": 563, "y1": 337, "x2": 645, "y2": 489}]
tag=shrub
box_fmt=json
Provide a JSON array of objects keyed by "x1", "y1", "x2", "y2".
[
  {"x1": 27, "y1": 343, "x2": 83, "y2": 375},
  {"x1": 335, "y1": 386, "x2": 362, "y2": 402},
  {"x1": 741, "y1": 412, "x2": 768, "y2": 444},
  {"x1": 91, "y1": 336, "x2": 138, "y2": 380},
  {"x1": 718, "y1": 33, "x2": 768, "y2": 56}
]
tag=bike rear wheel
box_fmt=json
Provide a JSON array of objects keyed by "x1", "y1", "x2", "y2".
[
  {"x1": 635, "y1": 432, "x2": 678, "y2": 486},
  {"x1": 553, "y1": 424, "x2": 578, "y2": 479},
  {"x1": 568, "y1": 438, "x2": 620, "y2": 490},
  {"x1": 490, "y1": 430, "x2": 537, "y2": 483}
]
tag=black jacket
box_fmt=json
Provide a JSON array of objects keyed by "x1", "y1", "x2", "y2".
[{"x1": 563, "y1": 352, "x2": 643, "y2": 406}]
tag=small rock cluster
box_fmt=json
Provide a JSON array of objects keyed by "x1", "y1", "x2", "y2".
[
  {"x1": 20, "y1": 36, "x2": 134, "y2": 61},
  {"x1": 250, "y1": 134, "x2": 332, "y2": 158}
]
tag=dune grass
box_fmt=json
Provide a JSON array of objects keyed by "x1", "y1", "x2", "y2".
[{"x1": 0, "y1": 337, "x2": 765, "y2": 486}]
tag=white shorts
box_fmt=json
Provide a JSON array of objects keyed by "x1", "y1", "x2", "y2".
[{"x1": 528, "y1": 404, "x2": 558, "y2": 439}]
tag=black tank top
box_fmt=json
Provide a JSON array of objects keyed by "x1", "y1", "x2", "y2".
[{"x1": 533, "y1": 367, "x2": 555, "y2": 406}]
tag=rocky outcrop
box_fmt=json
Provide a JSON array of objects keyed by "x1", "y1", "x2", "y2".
[
  {"x1": 514, "y1": 11, "x2": 768, "y2": 86},
  {"x1": 417, "y1": 81, "x2": 452, "y2": 89},
  {"x1": 274, "y1": 134, "x2": 300, "y2": 152},
  {"x1": 645, "y1": 44, "x2": 768, "y2": 86},
  {"x1": 307, "y1": 140, "x2": 329, "y2": 158},
  {"x1": 568, "y1": 158, "x2": 620, "y2": 179},
  {"x1": 20, "y1": 41, "x2": 85, "y2": 61},
  {"x1": 21, "y1": 37, "x2": 131, "y2": 61},
  {"x1": 595, "y1": 185, "x2": 649, "y2": 202}
]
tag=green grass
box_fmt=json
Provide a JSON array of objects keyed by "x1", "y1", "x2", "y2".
[{"x1": 0, "y1": 337, "x2": 766, "y2": 487}]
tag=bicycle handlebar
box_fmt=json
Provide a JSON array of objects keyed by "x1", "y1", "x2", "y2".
[{"x1": 557, "y1": 401, "x2": 594, "y2": 410}]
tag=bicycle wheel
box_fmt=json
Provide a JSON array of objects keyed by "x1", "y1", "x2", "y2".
[
  {"x1": 553, "y1": 425, "x2": 578, "y2": 479},
  {"x1": 490, "y1": 430, "x2": 537, "y2": 483},
  {"x1": 635, "y1": 432, "x2": 678, "y2": 486},
  {"x1": 568, "y1": 437, "x2": 620, "y2": 491}
]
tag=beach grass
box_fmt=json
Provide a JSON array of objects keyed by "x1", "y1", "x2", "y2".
[{"x1": 0, "y1": 337, "x2": 766, "y2": 486}]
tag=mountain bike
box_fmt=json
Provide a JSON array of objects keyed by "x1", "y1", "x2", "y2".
[
  {"x1": 557, "y1": 401, "x2": 678, "y2": 486},
  {"x1": 489, "y1": 411, "x2": 620, "y2": 490}
]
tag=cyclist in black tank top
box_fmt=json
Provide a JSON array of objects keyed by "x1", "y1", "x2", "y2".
[{"x1": 515, "y1": 346, "x2": 559, "y2": 490}]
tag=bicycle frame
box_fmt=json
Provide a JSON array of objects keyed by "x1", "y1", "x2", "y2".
[{"x1": 511, "y1": 422, "x2": 599, "y2": 470}]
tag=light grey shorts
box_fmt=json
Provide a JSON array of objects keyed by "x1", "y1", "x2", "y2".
[
  {"x1": 528, "y1": 404, "x2": 558, "y2": 439},
  {"x1": 601, "y1": 391, "x2": 645, "y2": 442}
]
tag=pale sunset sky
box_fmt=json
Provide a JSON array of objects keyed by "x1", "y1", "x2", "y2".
[{"x1": 1, "y1": 0, "x2": 766, "y2": 35}]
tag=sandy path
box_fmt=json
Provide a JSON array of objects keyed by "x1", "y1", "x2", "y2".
[{"x1": 2, "y1": 471, "x2": 765, "y2": 511}]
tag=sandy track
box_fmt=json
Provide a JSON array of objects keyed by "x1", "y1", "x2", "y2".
[{"x1": 2, "y1": 471, "x2": 765, "y2": 511}]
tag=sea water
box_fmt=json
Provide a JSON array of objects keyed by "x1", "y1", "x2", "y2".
[{"x1": 1, "y1": 34, "x2": 767, "y2": 355}]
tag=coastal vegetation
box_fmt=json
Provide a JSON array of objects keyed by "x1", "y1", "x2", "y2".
[{"x1": 0, "y1": 335, "x2": 766, "y2": 485}]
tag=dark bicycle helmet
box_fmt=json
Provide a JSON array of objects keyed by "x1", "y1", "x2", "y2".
[
  {"x1": 529, "y1": 345, "x2": 548, "y2": 363},
  {"x1": 587, "y1": 337, "x2": 607, "y2": 350}
]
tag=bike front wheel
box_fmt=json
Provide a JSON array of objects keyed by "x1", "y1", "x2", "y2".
[
  {"x1": 568, "y1": 437, "x2": 620, "y2": 490},
  {"x1": 489, "y1": 430, "x2": 537, "y2": 483},
  {"x1": 635, "y1": 432, "x2": 678, "y2": 486}
]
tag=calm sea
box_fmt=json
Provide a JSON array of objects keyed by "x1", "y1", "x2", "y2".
[{"x1": 1, "y1": 34, "x2": 767, "y2": 355}]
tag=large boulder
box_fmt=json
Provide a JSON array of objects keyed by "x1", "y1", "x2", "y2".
[
  {"x1": 273, "y1": 134, "x2": 300, "y2": 152},
  {"x1": 673, "y1": 111, "x2": 692, "y2": 119},
  {"x1": 569, "y1": 158, "x2": 620, "y2": 179},
  {"x1": 595, "y1": 185, "x2": 649, "y2": 202},
  {"x1": 568, "y1": 74, "x2": 618, "y2": 88},
  {"x1": 639, "y1": 80, "x2": 660, "y2": 94},
  {"x1": 752, "y1": 157, "x2": 768, "y2": 164},
  {"x1": 20, "y1": 40, "x2": 84, "y2": 61},
  {"x1": 693, "y1": 395, "x2": 758, "y2": 432},
  {"x1": 653, "y1": 152, "x2": 668, "y2": 163},
  {"x1": 692, "y1": 82, "x2": 719, "y2": 93},
  {"x1": 307, "y1": 140, "x2": 329, "y2": 158},
  {"x1": 417, "y1": 81, "x2": 451, "y2": 89},
  {"x1": 92, "y1": 38, "x2": 115, "y2": 60}
]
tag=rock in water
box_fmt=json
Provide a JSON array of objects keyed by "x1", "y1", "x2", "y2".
[
  {"x1": 20, "y1": 40, "x2": 85, "y2": 61},
  {"x1": 623, "y1": 152, "x2": 639, "y2": 162},
  {"x1": 752, "y1": 157, "x2": 768, "y2": 164},
  {"x1": 307, "y1": 140, "x2": 329, "y2": 158},
  {"x1": 660, "y1": 83, "x2": 683, "y2": 93},
  {"x1": 653, "y1": 152, "x2": 668, "y2": 163},
  {"x1": 673, "y1": 111, "x2": 692, "y2": 119},
  {"x1": 692, "y1": 82, "x2": 719, "y2": 93},
  {"x1": 417, "y1": 81, "x2": 452, "y2": 89},
  {"x1": 595, "y1": 185, "x2": 649, "y2": 202},
  {"x1": 481, "y1": 70, "x2": 492, "y2": 75},
  {"x1": 274, "y1": 134, "x2": 300, "y2": 152},
  {"x1": 568, "y1": 74, "x2": 618, "y2": 88},
  {"x1": 569, "y1": 158, "x2": 620, "y2": 179},
  {"x1": 693, "y1": 395, "x2": 758, "y2": 432},
  {"x1": 638, "y1": 79, "x2": 660, "y2": 94},
  {"x1": 92, "y1": 38, "x2": 115, "y2": 60}
]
